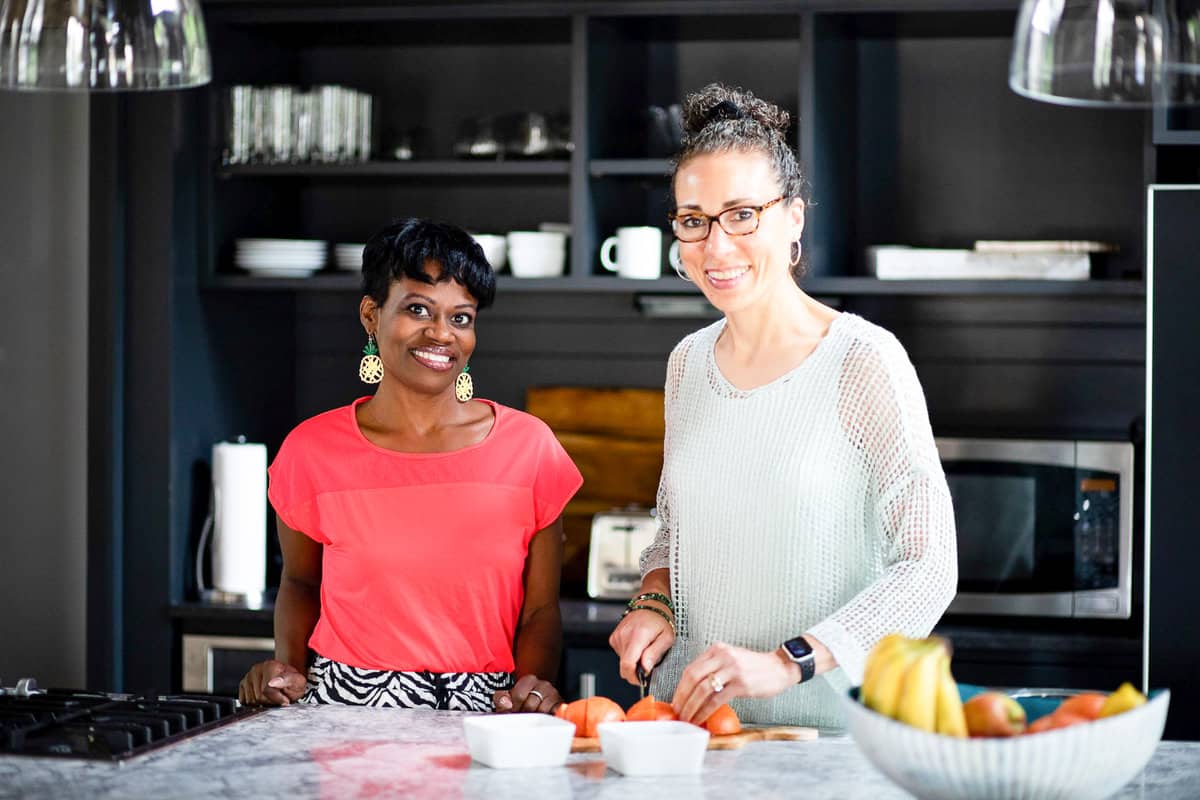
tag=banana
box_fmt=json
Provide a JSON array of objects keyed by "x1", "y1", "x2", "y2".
[
  {"x1": 934, "y1": 651, "x2": 968, "y2": 738},
  {"x1": 864, "y1": 638, "x2": 928, "y2": 719},
  {"x1": 894, "y1": 640, "x2": 943, "y2": 732},
  {"x1": 860, "y1": 633, "x2": 912, "y2": 709}
]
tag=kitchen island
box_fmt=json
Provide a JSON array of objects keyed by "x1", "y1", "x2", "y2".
[{"x1": 2, "y1": 706, "x2": 1198, "y2": 799}]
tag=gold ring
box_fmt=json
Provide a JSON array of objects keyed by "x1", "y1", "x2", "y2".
[{"x1": 709, "y1": 674, "x2": 724, "y2": 693}]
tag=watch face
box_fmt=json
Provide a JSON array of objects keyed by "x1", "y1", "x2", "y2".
[{"x1": 785, "y1": 637, "x2": 813, "y2": 661}]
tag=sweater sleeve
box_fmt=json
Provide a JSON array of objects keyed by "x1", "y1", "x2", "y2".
[
  {"x1": 639, "y1": 337, "x2": 691, "y2": 576},
  {"x1": 805, "y1": 331, "x2": 958, "y2": 686}
]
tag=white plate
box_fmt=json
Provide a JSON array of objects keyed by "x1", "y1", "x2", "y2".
[
  {"x1": 235, "y1": 255, "x2": 326, "y2": 269},
  {"x1": 236, "y1": 238, "x2": 326, "y2": 248},
  {"x1": 243, "y1": 268, "x2": 321, "y2": 278}
]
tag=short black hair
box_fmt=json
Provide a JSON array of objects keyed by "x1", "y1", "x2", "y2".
[{"x1": 361, "y1": 218, "x2": 496, "y2": 310}]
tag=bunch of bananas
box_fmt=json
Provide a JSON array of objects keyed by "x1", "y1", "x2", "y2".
[{"x1": 860, "y1": 634, "x2": 967, "y2": 737}]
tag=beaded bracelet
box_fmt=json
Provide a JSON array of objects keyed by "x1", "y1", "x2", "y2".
[
  {"x1": 623, "y1": 603, "x2": 676, "y2": 633},
  {"x1": 629, "y1": 592, "x2": 674, "y2": 613}
]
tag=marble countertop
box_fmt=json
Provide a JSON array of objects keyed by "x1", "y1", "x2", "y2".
[{"x1": 3, "y1": 706, "x2": 1199, "y2": 800}]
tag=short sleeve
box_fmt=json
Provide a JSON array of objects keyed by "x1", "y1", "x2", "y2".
[
  {"x1": 530, "y1": 424, "x2": 583, "y2": 531},
  {"x1": 267, "y1": 429, "x2": 329, "y2": 544}
]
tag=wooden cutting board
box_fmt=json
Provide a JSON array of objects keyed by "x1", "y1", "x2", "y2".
[{"x1": 570, "y1": 725, "x2": 817, "y2": 753}]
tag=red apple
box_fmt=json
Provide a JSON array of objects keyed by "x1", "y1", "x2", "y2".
[{"x1": 962, "y1": 691, "x2": 1026, "y2": 737}]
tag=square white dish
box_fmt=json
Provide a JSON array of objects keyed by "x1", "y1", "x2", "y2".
[
  {"x1": 596, "y1": 720, "x2": 709, "y2": 776},
  {"x1": 462, "y1": 713, "x2": 575, "y2": 769}
]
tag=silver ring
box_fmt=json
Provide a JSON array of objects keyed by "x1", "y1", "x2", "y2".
[
  {"x1": 709, "y1": 675, "x2": 724, "y2": 693},
  {"x1": 528, "y1": 690, "x2": 545, "y2": 702}
]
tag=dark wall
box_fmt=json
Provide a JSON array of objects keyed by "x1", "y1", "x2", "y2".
[
  {"x1": 0, "y1": 92, "x2": 90, "y2": 688},
  {"x1": 290, "y1": 288, "x2": 1144, "y2": 444}
]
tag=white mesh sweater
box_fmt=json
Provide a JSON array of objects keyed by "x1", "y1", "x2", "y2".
[{"x1": 640, "y1": 312, "x2": 957, "y2": 728}]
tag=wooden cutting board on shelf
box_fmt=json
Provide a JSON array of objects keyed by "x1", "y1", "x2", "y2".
[{"x1": 570, "y1": 726, "x2": 817, "y2": 753}]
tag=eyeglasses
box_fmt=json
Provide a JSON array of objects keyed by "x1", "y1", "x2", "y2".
[{"x1": 668, "y1": 196, "x2": 784, "y2": 243}]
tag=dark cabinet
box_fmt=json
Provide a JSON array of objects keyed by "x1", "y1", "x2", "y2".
[
  {"x1": 199, "y1": 1, "x2": 1152, "y2": 292},
  {"x1": 1146, "y1": 185, "x2": 1200, "y2": 740}
]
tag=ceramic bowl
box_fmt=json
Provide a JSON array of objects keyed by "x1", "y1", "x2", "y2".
[
  {"x1": 841, "y1": 687, "x2": 1170, "y2": 800},
  {"x1": 462, "y1": 713, "x2": 575, "y2": 769},
  {"x1": 506, "y1": 231, "x2": 566, "y2": 277},
  {"x1": 596, "y1": 720, "x2": 709, "y2": 776},
  {"x1": 470, "y1": 233, "x2": 507, "y2": 271}
]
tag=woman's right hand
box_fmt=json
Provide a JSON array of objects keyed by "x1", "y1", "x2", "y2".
[
  {"x1": 238, "y1": 659, "x2": 307, "y2": 706},
  {"x1": 609, "y1": 607, "x2": 676, "y2": 686}
]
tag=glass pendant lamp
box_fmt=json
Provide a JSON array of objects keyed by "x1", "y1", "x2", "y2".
[
  {"x1": 0, "y1": 0, "x2": 211, "y2": 91},
  {"x1": 1009, "y1": 0, "x2": 1200, "y2": 107}
]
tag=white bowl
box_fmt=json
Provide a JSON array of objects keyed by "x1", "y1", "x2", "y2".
[
  {"x1": 596, "y1": 720, "x2": 709, "y2": 776},
  {"x1": 841, "y1": 688, "x2": 1170, "y2": 800},
  {"x1": 471, "y1": 234, "x2": 507, "y2": 271},
  {"x1": 462, "y1": 713, "x2": 575, "y2": 769},
  {"x1": 506, "y1": 231, "x2": 566, "y2": 278}
]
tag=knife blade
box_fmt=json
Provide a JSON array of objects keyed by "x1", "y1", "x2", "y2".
[{"x1": 636, "y1": 663, "x2": 651, "y2": 700}]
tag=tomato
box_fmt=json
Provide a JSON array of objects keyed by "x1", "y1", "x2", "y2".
[
  {"x1": 702, "y1": 703, "x2": 741, "y2": 736},
  {"x1": 627, "y1": 695, "x2": 678, "y2": 722},
  {"x1": 1056, "y1": 693, "x2": 1107, "y2": 721},
  {"x1": 555, "y1": 697, "x2": 626, "y2": 737},
  {"x1": 1027, "y1": 710, "x2": 1088, "y2": 734}
]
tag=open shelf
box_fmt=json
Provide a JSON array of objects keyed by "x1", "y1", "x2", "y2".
[
  {"x1": 201, "y1": 272, "x2": 1145, "y2": 297},
  {"x1": 589, "y1": 159, "x2": 672, "y2": 177},
  {"x1": 218, "y1": 161, "x2": 571, "y2": 179}
]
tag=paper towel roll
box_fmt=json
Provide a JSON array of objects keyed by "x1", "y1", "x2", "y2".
[{"x1": 211, "y1": 440, "x2": 267, "y2": 595}]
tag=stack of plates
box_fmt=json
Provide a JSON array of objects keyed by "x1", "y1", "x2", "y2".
[
  {"x1": 334, "y1": 243, "x2": 365, "y2": 272},
  {"x1": 235, "y1": 238, "x2": 326, "y2": 277}
]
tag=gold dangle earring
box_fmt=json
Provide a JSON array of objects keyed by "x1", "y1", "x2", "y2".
[
  {"x1": 455, "y1": 363, "x2": 474, "y2": 403},
  {"x1": 359, "y1": 333, "x2": 384, "y2": 384}
]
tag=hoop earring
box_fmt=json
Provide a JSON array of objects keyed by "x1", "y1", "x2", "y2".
[
  {"x1": 789, "y1": 240, "x2": 802, "y2": 268},
  {"x1": 359, "y1": 333, "x2": 384, "y2": 384},
  {"x1": 455, "y1": 363, "x2": 474, "y2": 403}
]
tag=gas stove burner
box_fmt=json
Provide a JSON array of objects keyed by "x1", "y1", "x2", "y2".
[{"x1": 0, "y1": 677, "x2": 267, "y2": 761}]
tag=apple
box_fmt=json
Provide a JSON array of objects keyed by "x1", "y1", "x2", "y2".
[{"x1": 962, "y1": 691, "x2": 1026, "y2": 737}]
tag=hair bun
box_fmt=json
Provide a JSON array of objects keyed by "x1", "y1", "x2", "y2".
[
  {"x1": 682, "y1": 83, "x2": 790, "y2": 139},
  {"x1": 703, "y1": 100, "x2": 746, "y2": 125}
]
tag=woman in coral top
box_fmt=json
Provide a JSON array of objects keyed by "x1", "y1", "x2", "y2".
[{"x1": 238, "y1": 218, "x2": 582, "y2": 713}]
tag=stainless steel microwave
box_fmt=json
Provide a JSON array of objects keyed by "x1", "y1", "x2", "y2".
[
  {"x1": 937, "y1": 438, "x2": 1135, "y2": 620},
  {"x1": 182, "y1": 634, "x2": 275, "y2": 696}
]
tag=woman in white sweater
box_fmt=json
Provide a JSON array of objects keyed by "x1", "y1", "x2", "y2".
[{"x1": 608, "y1": 83, "x2": 958, "y2": 728}]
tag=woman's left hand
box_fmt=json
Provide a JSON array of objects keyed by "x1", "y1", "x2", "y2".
[
  {"x1": 493, "y1": 674, "x2": 562, "y2": 714},
  {"x1": 671, "y1": 642, "x2": 798, "y2": 724}
]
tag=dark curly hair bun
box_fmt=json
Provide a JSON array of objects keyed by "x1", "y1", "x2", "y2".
[
  {"x1": 703, "y1": 99, "x2": 746, "y2": 125},
  {"x1": 683, "y1": 83, "x2": 790, "y2": 139}
]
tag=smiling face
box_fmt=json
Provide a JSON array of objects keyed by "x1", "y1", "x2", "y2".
[
  {"x1": 360, "y1": 261, "x2": 478, "y2": 398},
  {"x1": 672, "y1": 149, "x2": 805, "y2": 315}
]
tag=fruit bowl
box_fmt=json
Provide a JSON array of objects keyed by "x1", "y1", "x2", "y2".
[{"x1": 841, "y1": 687, "x2": 1170, "y2": 800}]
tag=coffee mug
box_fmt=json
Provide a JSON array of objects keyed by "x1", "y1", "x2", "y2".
[{"x1": 600, "y1": 226, "x2": 663, "y2": 280}]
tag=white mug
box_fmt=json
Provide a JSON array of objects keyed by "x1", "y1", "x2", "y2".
[{"x1": 600, "y1": 226, "x2": 663, "y2": 280}]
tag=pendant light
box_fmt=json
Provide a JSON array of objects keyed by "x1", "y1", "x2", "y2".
[
  {"x1": 0, "y1": 0, "x2": 211, "y2": 91},
  {"x1": 1009, "y1": 0, "x2": 1200, "y2": 107}
]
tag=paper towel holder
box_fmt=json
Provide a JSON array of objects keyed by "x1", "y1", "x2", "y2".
[{"x1": 195, "y1": 435, "x2": 269, "y2": 609}]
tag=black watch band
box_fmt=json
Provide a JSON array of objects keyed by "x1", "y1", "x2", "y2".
[{"x1": 781, "y1": 636, "x2": 816, "y2": 683}]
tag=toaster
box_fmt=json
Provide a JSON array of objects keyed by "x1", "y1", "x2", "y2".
[{"x1": 586, "y1": 509, "x2": 660, "y2": 600}]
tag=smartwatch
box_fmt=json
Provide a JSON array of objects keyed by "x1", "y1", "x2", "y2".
[{"x1": 781, "y1": 635, "x2": 816, "y2": 683}]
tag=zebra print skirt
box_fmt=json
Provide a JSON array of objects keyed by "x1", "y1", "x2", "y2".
[{"x1": 300, "y1": 654, "x2": 513, "y2": 712}]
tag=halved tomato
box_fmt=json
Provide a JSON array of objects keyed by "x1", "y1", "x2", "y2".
[
  {"x1": 702, "y1": 703, "x2": 741, "y2": 736},
  {"x1": 627, "y1": 695, "x2": 678, "y2": 722},
  {"x1": 554, "y1": 696, "x2": 626, "y2": 737}
]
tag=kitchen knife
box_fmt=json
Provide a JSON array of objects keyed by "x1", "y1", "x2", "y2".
[{"x1": 636, "y1": 663, "x2": 651, "y2": 700}]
